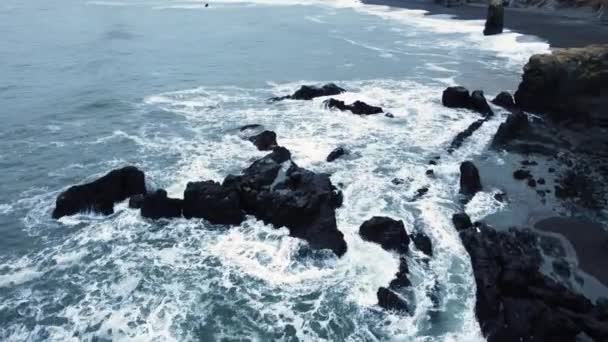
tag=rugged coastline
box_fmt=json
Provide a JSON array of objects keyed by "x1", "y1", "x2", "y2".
[
  {"x1": 363, "y1": 0, "x2": 608, "y2": 48},
  {"x1": 31, "y1": 1, "x2": 608, "y2": 340}
]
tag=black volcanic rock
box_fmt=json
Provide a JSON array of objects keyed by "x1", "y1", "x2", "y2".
[
  {"x1": 443, "y1": 87, "x2": 494, "y2": 117},
  {"x1": 412, "y1": 232, "x2": 433, "y2": 257},
  {"x1": 449, "y1": 119, "x2": 485, "y2": 151},
  {"x1": 470, "y1": 90, "x2": 494, "y2": 117},
  {"x1": 248, "y1": 130, "x2": 278, "y2": 151},
  {"x1": 128, "y1": 194, "x2": 145, "y2": 209},
  {"x1": 458, "y1": 226, "x2": 608, "y2": 342},
  {"x1": 359, "y1": 217, "x2": 409, "y2": 254},
  {"x1": 377, "y1": 287, "x2": 410, "y2": 313},
  {"x1": 269, "y1": 83, "x2": 345, "y2": 101},
  {"x1": 514, "y1": 45, "x2": 608, "y2": 125},
  {"x1": 442, "y1": 86, "x2": 471, "y2": 109},
  {"x1": 224, "y1": 147, "x2": 347, "y2": 256},
  {"x1": 459, "y1": 161, "x2": 482, "y2": 197},
  {"x1": 389, "y1": 257, "x2": 412, "y2": 289},
  {"x1": 141, "y1": 189, "x2": 183, "y2": 219},
  {"x1": 513, "y1": 169, "x2": 532, "y2": 180},
  {"x1": 483, "y1": 0, "x2": 504, "y2": 36},
  {"x1": 491, "y1": 110, "x2": 530, "y2": 148},
  {"x1": 182, "y1": 181, "x2": 245, "y2": 225},
  {"x1": 52, "y1": 166, "x2": 146, "y2": 219},
  {"x1": 491, "y1": 91, "x2": 515, "y2": 109},
  {"x1": 325, "y1": 98, "x2": 383, "y2": 115},
  {"x1": 326, "y1": 147, "x2": 348, "y2": 162},
  {"x1": 452, "y1": 213, "x2": 473, "y2": 232}
]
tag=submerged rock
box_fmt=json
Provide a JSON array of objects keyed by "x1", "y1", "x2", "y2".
[
  {"x1": 483, "y1": 0, "x2": 504, "y2": 36},
  {"x1": 359, "y1": 217, "x2": 409, "y2": 254},
  {"x1": 459, "y1": 161, "x2": 482, "y2": 197},
  {"x1": 239, "y1": 124, "x2": 263, "y2": 131},
  {"x1": 248, "y1": 130, "x2": 278, "y2": 151},
  {"x1": 513, "y1": 169, "x2": 532, "y2": 180},
  {"x1": 52, "y1": 166, "x2": 146, "y2": 219},
  {"x1": 225, "y1": 147, "x2": 347, "y2": 256},
  {"x1": 458, "y1": 225, "x2": 608, "y2": 342},
  {"x1": 326, "y1": 147, "x2": 348, "y2": 162},
  {"x1": 449, "y1": 119, "x2": 485, "y2": 151},
  {"x1": 141, "y1": 189, "x2": 183, "y2": 219},
  {"x1": 514, "y1": 45, "x2": 608, "y2": 125},
  {"x1": 182, "y1": 181, "x2": 245, "y2": 225},
  {"x1": 324, "y1": 98, "x2": 383, "y2": 115},
  {"x1": 269, "y1": 83, "x2": 345, "y2": 101},
  {"x1": 377, "y1": 287, "x2": 410, "y2": 313}
]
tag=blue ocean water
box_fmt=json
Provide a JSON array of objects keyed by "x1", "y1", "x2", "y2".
[{"x1": 0, "y1": 0, "x2": 550, "y2": 340}]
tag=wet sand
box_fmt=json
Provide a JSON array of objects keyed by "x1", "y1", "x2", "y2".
[
  {"x1": 535, "y1": 217, "x2": 608, "y2": 287},
  {"x1": 363, "y1": 0, "x2": 608, "y2": 48}
]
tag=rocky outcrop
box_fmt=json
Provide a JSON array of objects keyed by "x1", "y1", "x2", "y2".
[
  {"x1": 459, "y1": 161, "x2": 482, "y2": 197},
  {"x1": 377, "y1": 286, "x2": 410, "y2": 313},
  {"x1": 458, "y1": 224, "x2": 608, "y2": 342},
  {"x1": 443, "y1": 87, "x2": 495, "y2": 151},
  {"x1": 326, "y1": 147, "x2": 348, "y2": 162},
  {"x1": 140, "y1": 189, "x2": 183, "y2": 219},
  {"x1": 514, "y1": 45, "x2": 608, "y2": 125},
  {"x1": 442, "y1": 86, "x2": 494, "y2": 117},
  {"x1": 248, "y1": 130, "x2": 278, "y2": 151},
  {"x1": 452, "y1": 213, "x2": 473, "y2": 232},
  {"x1": 411, "y1": 232, "x2": 433, "y2": 257},
  {"x1": 449, "y1": 119, "x2": 485, "y2": 151},
  {"x1": 470, "y1": 90, "x2": 494, "y2": 117},
  {"x1": 442, "y1": 86, "x2": 471, "y2": 109},
  {"x1": 182, "y1": 181, "x2": 245, "y2": 225},
  {"x1": 483, "y1": 0, "x2": 504, "y2": 36},
  {"x1": 491, "y1": 91, "x2": 515, "y2": 109},
  {"x1": 491, "y1": 110, "x2": 530, "y2": 148},
  {"x1": 52, "y1": 166, "x2": 146, "y2": 219},
  {"x1": 359, "y1": 217, "x2": 425, "y2": 314},
  {"x1": 324, "y1": 98, "x2": 383, "y2": 115},
  {"x1": 224, "y1": 147, "x2": 347, "y2": 256},
  {"x1": 359, "y1": 217, "x2": 410, "y2": 254},
  {"x1": 269, "y1": 83, "x2": 345, "y2": 101}
]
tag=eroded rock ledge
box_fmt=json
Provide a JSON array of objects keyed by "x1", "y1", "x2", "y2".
[{"x1": 456, "y1": 217, "x2": 608, "y2": 342}]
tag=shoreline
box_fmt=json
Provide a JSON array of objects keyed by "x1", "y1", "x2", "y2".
[
  {"x1": 363, "y1": 0, "x2": 608, "y2": 48},
  {"x1": 535, "y1": 217, "x2": 608, "y2": 294}
]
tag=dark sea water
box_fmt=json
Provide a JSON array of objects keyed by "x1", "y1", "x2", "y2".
[{"x1": 0, "y1": 0, "x2": 552, "y2": 340}]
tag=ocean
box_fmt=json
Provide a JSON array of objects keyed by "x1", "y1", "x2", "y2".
[{"x1": 0, "y1": 0, "x2": 550, "y2": 340}]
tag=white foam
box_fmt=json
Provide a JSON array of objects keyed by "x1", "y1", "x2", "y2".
[
  {"x1": 0, "y1": 203, "x2": 13, "y2": 215},
  {"x1": 0, "y1": 267, "x2": 43, "y2": 288}
]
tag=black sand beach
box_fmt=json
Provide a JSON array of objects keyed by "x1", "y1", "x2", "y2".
[
  {"x1": 536, "y1": 217, "x2": 608, "y2": 287},
  {"x1": 364, "y1": 0, "x2": 608, "y2": 48}
]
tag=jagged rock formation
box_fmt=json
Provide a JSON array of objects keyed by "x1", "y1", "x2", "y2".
[
  {"x1": 484, "y1": 0, "x2": 504, "y2": 35},
  {"x1": 458, "y1": 224, "x2": 608, "y2": 342},
  {"x1": 514, "y1": 45, "x2": 608, "y2": 126},
  {"x1": 52, "y1": 166, "x2": 146, "y2": 219}
]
